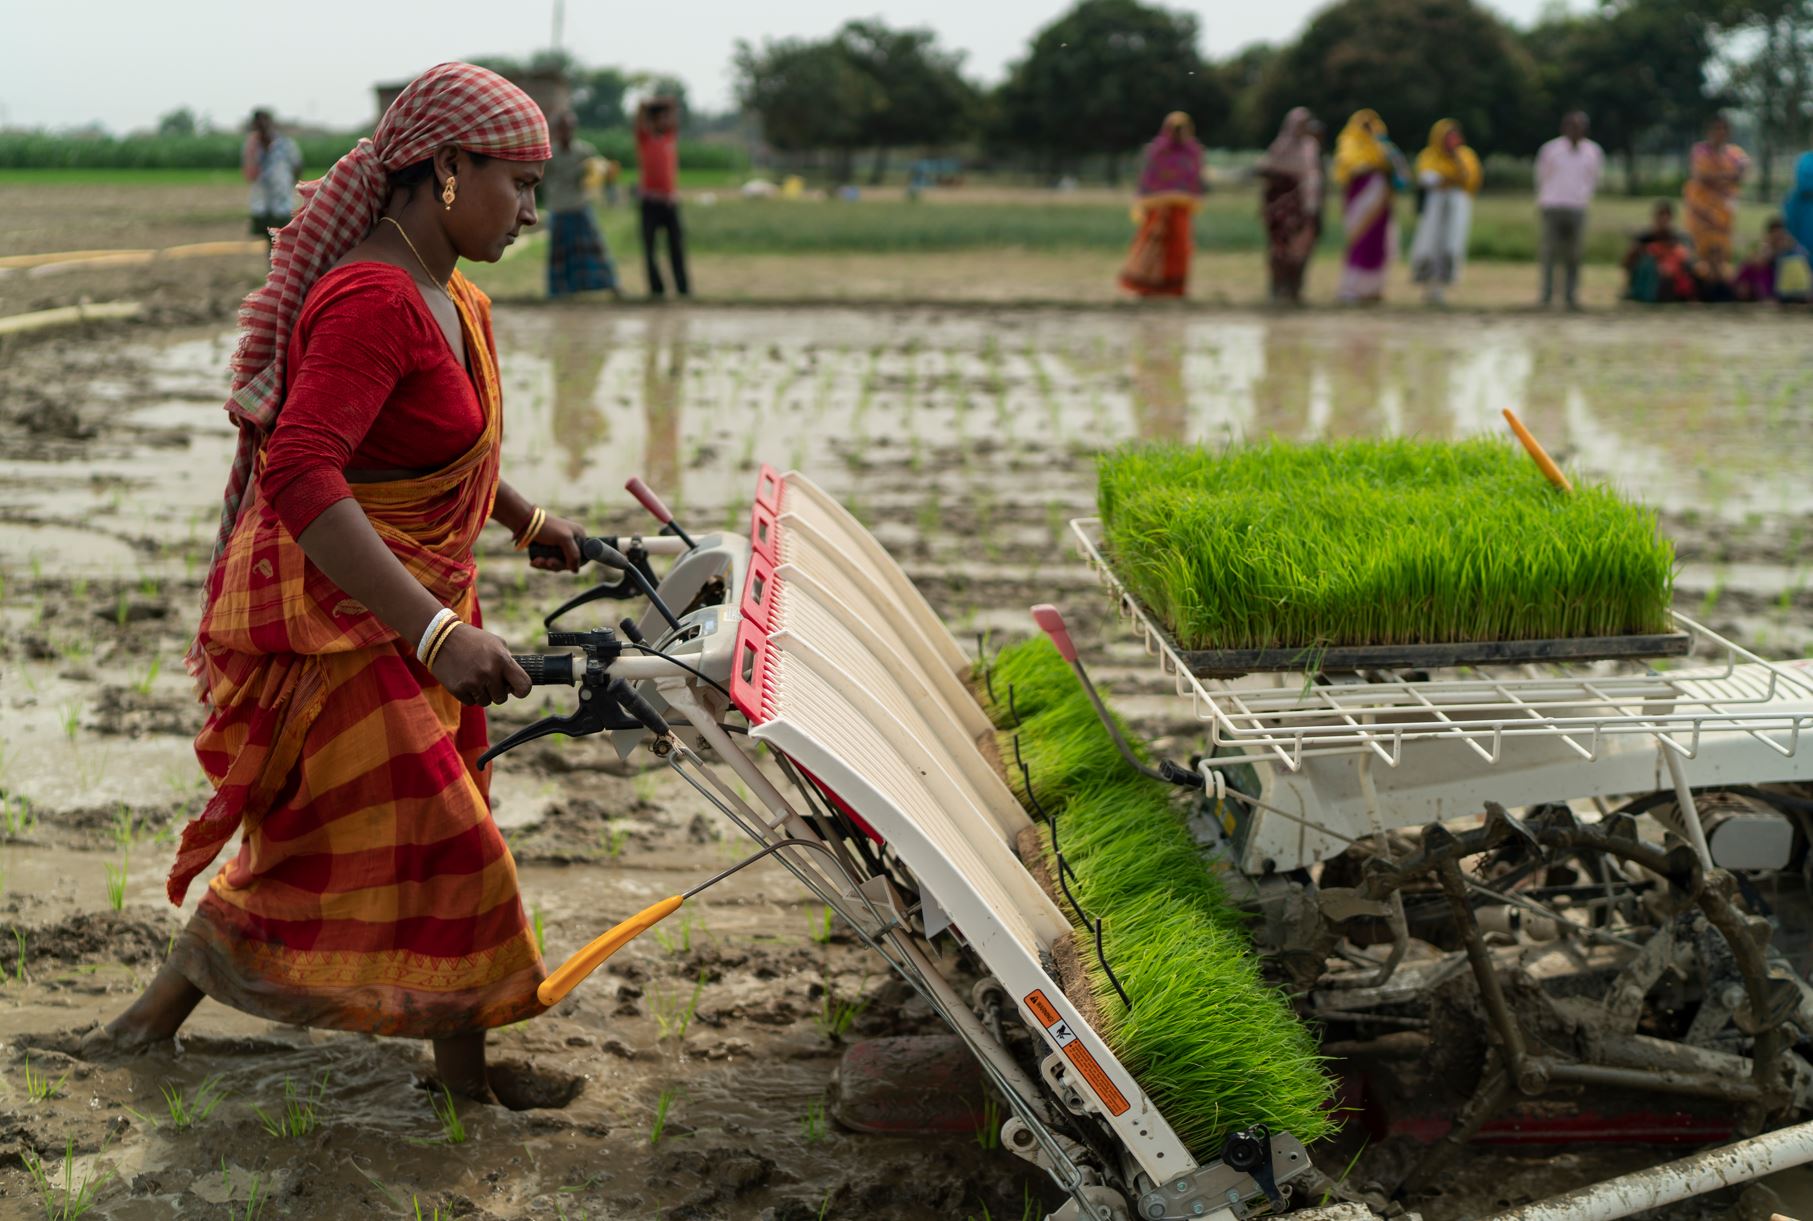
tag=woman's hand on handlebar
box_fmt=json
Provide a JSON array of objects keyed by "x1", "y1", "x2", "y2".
[
  {"x1": 527, "y1": 513, "x2": 587, "y2": 573},
  {"x1": 430, "y1": 625, "x2": 532, "y2": 706}
]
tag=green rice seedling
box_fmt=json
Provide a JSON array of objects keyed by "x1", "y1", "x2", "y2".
[
  {"x1": 23, "y1": 1136, "x2": 112, "y2": 1220},
  {"x1": 996, "y1": 696, "x2": 1125, "y2": 814},
  {"x1": 125, "y1": 1075, "x2": 227, "y2": 1131},
  {"x1": 632, "y1": 771, "x2": 658, "y2": 806},
  {"x1": 597, "y1": 824, "x2": 629, "y2": 862},
  {"x1": 104, "y1": 858, "x2": 128, "y2": 912},
  {"x1": 530, "y1": 907, "x2": 546, "y2": 957},
  {"x1": 411, "y1": 1196, "x2": 456, "y2": 1221},
  {"x1": 253, "y1": 1070, "x2": 329, "y2": 1138},
  {"x1": 653, "y1": 910, "x2": 702, "y2": 954},
  {"x1": 22, "y1": 1053, "x2": 71, "y2": 1101},
  {"x1": 648, "y1": 1087, "x2": 677, "y2": 1146},
  {"x1": 650, "y1": 973, "x2": 706, "y2": 1043},
  {"x1": 60, "y1": 704, "x2": 82, "y2": 743},
  {"x1": 131, "y1": 657, "x2": 162, "y2": 697},
  {"x1": 814, "y1": 976, "x2": 868, "y2": 1042},
  {"x1": 3, "y1": 794, "x2": 36, "y2": 840},
  {"x1": 971, "y1": 635, "x2": 1079, "y2": 729},
  {"x1": 430, "y1": 1083, "x2": 467, "y2": 1145},
  {"x1": 974, "y1": 1093, "x2": 1004, "y2": 1150},
  {"x1": 808, "y1": 905, "x2": 835, "y2": 945},
  {"x1": 1000, "y1": 671, "x2": 1337, "y2": 1157},
  {"x1": 236, "y1": 1173, "x2": 268, "y2": 1221},
  {"x1": 110, "y1": 805, "x2": 136, "y2": 852},
  {"x1": 1098, "y1": 438, "x2": 1675, "y2": 651},
  {"x1": 800, "y1": 1098, "x2": 827, "y2": 1144}
]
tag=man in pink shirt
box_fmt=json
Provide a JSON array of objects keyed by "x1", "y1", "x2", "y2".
[
  {"x1": 635, "y1": 97, "x2": 689, "y2": 298},
  {"x1": 1535, "y1": 111, "x2": 1605, "y2": 309}
]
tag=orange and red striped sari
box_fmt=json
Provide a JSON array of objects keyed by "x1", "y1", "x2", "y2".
[{"x1": 167, "y1": 273, "x2": 544, "y2": 1037}]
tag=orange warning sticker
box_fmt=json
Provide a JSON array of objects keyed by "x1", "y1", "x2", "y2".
[{"x1": 1022, "y1": 989, "x2": 1131, "y2": 1116}]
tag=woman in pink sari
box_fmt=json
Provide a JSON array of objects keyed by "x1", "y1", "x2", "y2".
[{"x1": 1119, "y1": 112, "x2": 1204, "y2": 297}]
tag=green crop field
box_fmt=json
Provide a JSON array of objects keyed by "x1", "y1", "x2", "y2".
[{"x1": 1098, "y1": 438, "x2": 1677, "y2": 651}]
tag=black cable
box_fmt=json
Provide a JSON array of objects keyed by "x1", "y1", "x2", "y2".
[{"x1": 623, "y1": 642, "x2": 734, "y2": 702}]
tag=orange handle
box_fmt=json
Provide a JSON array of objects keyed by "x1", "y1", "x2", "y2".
[
  {"x1": 536, "y1": 895, "x2": 685, "y2": 1007},
  {"x1": 1503, "y1": 408, "x2": 1573, "y2": 493}
]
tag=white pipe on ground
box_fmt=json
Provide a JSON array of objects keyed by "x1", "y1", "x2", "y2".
[{"x1": 1488, "y1": 1119, "x2": 1813, "y2": 1220}]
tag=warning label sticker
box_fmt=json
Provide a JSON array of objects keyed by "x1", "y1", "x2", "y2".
[{"x1": 1023, "y1": 989, "x2": 1130, "y2": 1117}]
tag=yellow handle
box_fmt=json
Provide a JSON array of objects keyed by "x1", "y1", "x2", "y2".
[
  {"x1": 1502, "y1": 408, "x2": 1573, "y2": 493},
  {"x1": 536, "y1": 895, "x2": 685, "y2": 1007}
]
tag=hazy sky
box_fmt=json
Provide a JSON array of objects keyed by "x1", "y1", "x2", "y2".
[{"x1": 7, "y1": 0, "x2": 1580, "y2": 133}]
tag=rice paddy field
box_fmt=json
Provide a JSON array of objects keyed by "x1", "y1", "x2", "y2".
[{"x1": 4, "y1": 175, "x2": 1813, "y2": 1217}]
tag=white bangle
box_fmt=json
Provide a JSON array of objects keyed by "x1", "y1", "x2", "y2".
[{"x1": 416, "y1": 608, "x2": 456, "y2": 663}]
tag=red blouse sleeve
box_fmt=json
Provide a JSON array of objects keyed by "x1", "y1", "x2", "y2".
[{"x1": 259, "y1": 270, "x2": 426, "y2": 537}]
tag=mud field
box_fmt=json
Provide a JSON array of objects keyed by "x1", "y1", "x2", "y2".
[{"x1": 2, "y1": 303, "x2": 1812, "y2": 1220}]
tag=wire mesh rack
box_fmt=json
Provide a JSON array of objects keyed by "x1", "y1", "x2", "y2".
[{"x1": 1072, "y1": 517, "x2": 1813, "y2": 773}]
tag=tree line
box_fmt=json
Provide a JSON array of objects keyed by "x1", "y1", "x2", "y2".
[{"x1": 734, "y1": 0, "x2": 1813, "y2": 193}]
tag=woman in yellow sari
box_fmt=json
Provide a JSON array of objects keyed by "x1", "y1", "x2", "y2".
[
  {"x1": 1408, "y1": 119, "x2": 1483, "y2": 304},
  {"x1": 1333, "y1": 109, "x2": 1403, "y2": 303},
  {"x1": 1684, "y1": 114, "x2": 1751, "y2": 283}
]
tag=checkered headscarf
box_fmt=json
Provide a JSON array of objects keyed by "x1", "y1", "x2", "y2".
[{"x1": 207, "y1": 61, "x2": 549, "y2": 565}]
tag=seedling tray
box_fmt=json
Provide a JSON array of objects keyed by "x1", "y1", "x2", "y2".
[{"x1": 1173, "y1": 628, "x2": 1692, "y2": 679}]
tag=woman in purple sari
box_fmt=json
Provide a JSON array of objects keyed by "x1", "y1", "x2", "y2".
[
  {"x1": 1333, "y1": 109, "x2": 1403, "y2": 303},
  {"x1": 1119, "y1": 112, "x2": 1204, "y2": 297}
]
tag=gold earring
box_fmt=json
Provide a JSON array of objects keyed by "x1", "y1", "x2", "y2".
[{"x1": 441, "y1": 175, "x2": 457, "y2": 211}]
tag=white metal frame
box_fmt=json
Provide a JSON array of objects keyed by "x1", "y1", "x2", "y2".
[{"x1": 1072, "y1": 517, "x2": 1813, "y2": 774}]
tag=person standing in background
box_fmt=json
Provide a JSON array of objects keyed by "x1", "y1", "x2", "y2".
[
  {"x1": 1256, "y1": 107, "x2": 1323, "y2": 304},
  {"x1": 1684, "y1": 114, "x2": 1751, "y2": 287},
  {"x1": 1333, "y1": 109, "x2": 1401, "y2": 303},
  {"x1": 1535, "y1": 111, "x2": 1604, "y2": 310},
  {"x1": 543, "y1": 110, "x2": 622, "y2": 299},
  {"x1": 1118, "y1": 111, "x2": 1205, "y2": 297},
  {"x1": 242, "y1": 109, "x2": 303, "y2": 249},
  {"x1": 1784, "y1": 151, "x2": 1813, "y2": 254},
  {"x1": 635, "y1": 97, "x2": 689, "y2": 298},
  {"x1": 1409, "y1": 119, "x2": 1483, "y2": 305}
]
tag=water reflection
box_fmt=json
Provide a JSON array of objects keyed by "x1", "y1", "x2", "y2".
[
  {"x1": 547, "y1": 318, "x2": 611, "y2": 482},
  {"x1": 469, "y1": 307, "x2": 1808, "y2": 520},
  {"x1": 642, "y1": 312, "x2": 688, "y2": 506},
  {"x1": 1131, "y1": 317, "x2": 1187, "y2": 442}
]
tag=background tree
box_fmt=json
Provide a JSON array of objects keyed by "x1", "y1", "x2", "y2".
[
  {"x1": 735, "y1": 37, "x2": 880, "y2": 181},
  {"x1": 1714, "y1": 0, "x2": 1813, "y2": 193},
  {"x1": 1219, "y1": 44, "x2": 1281, "y2": 150},
  {"x1": 1252, "y1": 0, "x2": 1543, "y2": 159},
  {"x1": 1526, "y1": 0, "x2": 1715, "y2": 194},
  {"x1": 994, "y1": 0, "x2": 1230, "y2": 181},
  {"x1": 835, "y1": 20, "x2": 978, "y2": 181},
  {"x1": 569, "y1": 66, "x2": 632, "y2": 130},
  {"x1": 156, "y1": 108, "x2": 199, "y2": 138}
]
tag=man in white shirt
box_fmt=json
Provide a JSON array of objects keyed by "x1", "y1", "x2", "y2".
[
  {"x1": 1535, "y1": 111, "x2": 1605, "y2": 309},
  {"x1": 1530, "y1": 112, "x2": 1602, "y2": 306}
]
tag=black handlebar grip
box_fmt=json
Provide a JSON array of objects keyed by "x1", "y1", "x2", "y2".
[
  {"x1": 528, "y1": 543, "x2": 564, "y2": 563},
  {"x1": 609, "y1": 678, "x2": 670, "y2": 736},
  {"x1": 512, "y1": 654, "x2": 576, "y2": 686}
]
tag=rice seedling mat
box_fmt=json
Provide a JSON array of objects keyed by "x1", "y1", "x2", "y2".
[{"x1": 1071, "y1": 515, "x2": 1813, "y2": 772}]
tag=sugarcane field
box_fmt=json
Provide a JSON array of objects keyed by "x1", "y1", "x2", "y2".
[{"x1": 10, "y1": 8, "x2": 1813, "y2": 1221}]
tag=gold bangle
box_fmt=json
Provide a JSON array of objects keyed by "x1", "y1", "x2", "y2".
[
  {"x1": 513, "y1": 506, "x2": 546, "y2": 550},
  {"x1": 423, "y1": 616, "x2": 462, "y2": 669}
]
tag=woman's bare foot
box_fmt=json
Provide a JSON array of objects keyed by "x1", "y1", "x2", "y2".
[{"x1": 83, "y1": 963, "x2": 204, "y2": 1059}]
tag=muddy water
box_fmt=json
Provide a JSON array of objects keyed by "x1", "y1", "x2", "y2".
[{"x1": 1, "y1": 304, "x2": 1810, "y2": 1219}]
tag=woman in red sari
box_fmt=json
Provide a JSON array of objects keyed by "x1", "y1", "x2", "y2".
[
  {"x1": 90, "y1": 63, "x2": 584, "y2": 1106},
  {"x1": 1119, "y1": 111, "x2": 1205, "y2": 297}
]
